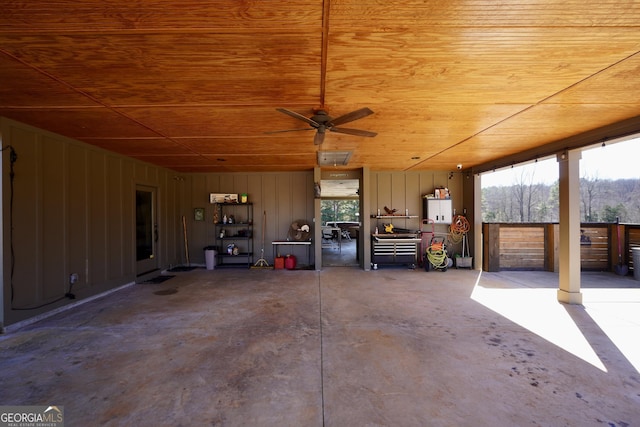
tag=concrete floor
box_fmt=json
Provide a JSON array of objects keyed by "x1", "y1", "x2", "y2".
[
  {"x1": 1, "y1": 268, "x2": 639, "y2": 426},
  {"x1": 322, "y1": 237, "x2": 358, "y2": 267}
]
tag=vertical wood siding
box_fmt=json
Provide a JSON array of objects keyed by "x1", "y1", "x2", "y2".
[
  {"x1": 2, "y1": 116, "x2": 468, "y2": 326},
  {"x1": 2, "y1": 118, "x2": 178, "y2": 326}
]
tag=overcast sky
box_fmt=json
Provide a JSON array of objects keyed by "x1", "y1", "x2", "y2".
[{"x1": 481, "y1": 136, "x2": 640, "y2": 187}]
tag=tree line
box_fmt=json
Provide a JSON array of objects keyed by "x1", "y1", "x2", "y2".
[
  {"x1": 321, "y1": 199, "x2": 359, "y2": 224},
  {"x1": 482, "y1": 172, "x2": 640, "y2": 224}
]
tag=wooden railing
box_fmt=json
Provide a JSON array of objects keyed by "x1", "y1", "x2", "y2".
[
  {"x1": 482, "y1": 222, "x2": 639, "y2": 273},
  {"x1": 628, "y1": 225, "x2": 640, "y2": 272},
  {"x1": 497, "y1": 224, "x2": 547, "y2": 270}
]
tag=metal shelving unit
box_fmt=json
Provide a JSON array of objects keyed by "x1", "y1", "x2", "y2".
[{"x1": 214, "y1": 203, "x2": 253, "y2": 268}]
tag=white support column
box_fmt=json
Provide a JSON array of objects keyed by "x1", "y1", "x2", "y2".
[{"x1": 557, "y1": 150, "x2": 583, "y2": 304}]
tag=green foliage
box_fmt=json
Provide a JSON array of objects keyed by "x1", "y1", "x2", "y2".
[
  {"x1": 321, "y1": 199, "x2": 359, "y2": 223},
  {"x1": 600, "y1": 204, "x2": 627, "y2": 223}
]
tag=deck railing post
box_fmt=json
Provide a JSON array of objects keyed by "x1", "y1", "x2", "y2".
[{"x1": 483, "y1": 223, "x2": 500, "y2": 272}]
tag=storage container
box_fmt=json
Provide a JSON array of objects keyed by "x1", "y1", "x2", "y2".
[
  {"x1": 285, "y1": 255, "x2": 297, "y2": 270},
  {"x1": 274, "y1": 256, "x2": 285, "y2": 269}
]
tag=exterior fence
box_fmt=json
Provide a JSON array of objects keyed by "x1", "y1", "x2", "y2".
[{"x1": 482, "y1": 223, "x2": 640, "y2": 273}]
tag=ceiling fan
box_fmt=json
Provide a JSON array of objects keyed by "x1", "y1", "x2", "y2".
[{"x1": 267, "y1": 107, "x2": 377, "y2": 145}]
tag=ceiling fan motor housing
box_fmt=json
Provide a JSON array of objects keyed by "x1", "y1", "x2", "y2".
[{"x1": 311, "y1": 110, "x2": 332, "y2": 126}]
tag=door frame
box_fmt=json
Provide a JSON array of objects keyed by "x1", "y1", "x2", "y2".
[
  {"x1": 135, "y1": 184, "x2": 159, "y2": 276},
  {"x1": 314, "y1": 168, "x2": 364, "y2": 269}
]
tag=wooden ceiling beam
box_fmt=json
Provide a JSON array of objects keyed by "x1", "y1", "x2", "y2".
[{"x1": 472, "y1": 115, "x2": 640, "y2": 175}]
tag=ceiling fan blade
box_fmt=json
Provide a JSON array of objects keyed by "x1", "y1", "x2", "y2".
[
  {"x1": 330, "y1": 127, "x2": 377, "y2": 137},
  {"x1": 264, "y1": 128, "x2": 315, "y2": 134},
  {"x1": 329, "y1": 107, "x2": 374, "y2": 126},
  {"x1": 314, "y1": 131, "x2": 326, "y2": 145},
  {"x1": 276, "y1": 108, "x2": 320, "y2": 127}
]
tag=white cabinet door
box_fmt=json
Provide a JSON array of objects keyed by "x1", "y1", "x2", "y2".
[{"x1": 426, "y1": 199, "x2": 452, "y2": 224}]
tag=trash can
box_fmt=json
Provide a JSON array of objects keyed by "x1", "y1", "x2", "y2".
[
  {"x1": 204, "y1": 246, "x2": 217, "y2": 270},
  {"x1": 633, "y1": 247, "x2": 640, "y2": 281}
]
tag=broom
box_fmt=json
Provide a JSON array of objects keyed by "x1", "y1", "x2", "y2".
[{"x1": 182, "y1": 215, "x2": 190, "y2": 266}]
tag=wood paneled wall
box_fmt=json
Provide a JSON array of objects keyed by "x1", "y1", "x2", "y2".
[
  {"x1": 368, "y1": 169, "x2": 467, "y2": 239},
  {"x1": 1, "y1": 117, "x2": 471, "y2": 326},
  {"x1": 182, "y1": 171, "x2": 315, "y2": 266},
  {"x1": 1, "y1": 118, "x2": 180, "y2": 326}
]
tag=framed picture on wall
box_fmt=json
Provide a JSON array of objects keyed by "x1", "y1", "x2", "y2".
[{"x1": 194, "y1": 208, "x2": 205, "y2": 221}]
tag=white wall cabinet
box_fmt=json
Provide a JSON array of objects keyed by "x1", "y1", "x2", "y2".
[{"x1": 424, "y1": 199, "x2": 452, "y2": 224}]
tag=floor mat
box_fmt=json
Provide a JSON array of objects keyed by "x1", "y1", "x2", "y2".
[
  {"x1": 168, "y1": 266, "x2": 198, "y2": 272},
  {"x1": 139, "y1": 275, "x2": 175, "y2": 284}
]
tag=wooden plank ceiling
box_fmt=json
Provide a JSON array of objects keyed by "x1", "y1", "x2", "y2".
[{"x1": 1, "y1": 1, "x2": 640, "y2": 173}]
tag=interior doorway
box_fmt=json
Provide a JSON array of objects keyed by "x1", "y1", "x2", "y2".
[
  {"x1": 320, "y1": 177, "x2": 361, "y2": 267},
  {"x1": 136, "y1": 185, "x2": 158, "y2": 276}
]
